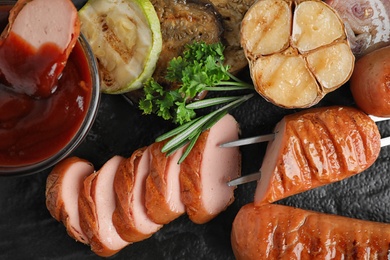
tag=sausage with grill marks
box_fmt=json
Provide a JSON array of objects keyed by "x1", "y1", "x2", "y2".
[
  {"x1": 231, "y1": 203, "x2": 390, "y2": 260},
  {"x1": 254, "y1": 106, "x2": 381, "y2": 206}
]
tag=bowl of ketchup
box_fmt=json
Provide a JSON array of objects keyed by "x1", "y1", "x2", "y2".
[{"x1": 0, "y1": 2, "x2": 100, "y2": 176}]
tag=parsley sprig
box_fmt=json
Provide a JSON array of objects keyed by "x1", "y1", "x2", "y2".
[{"x1": 139, "y1": 41, "x2": 255, "y2": 163}]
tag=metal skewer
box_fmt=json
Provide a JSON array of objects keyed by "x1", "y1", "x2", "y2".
[
  {"x1": 369, "y1": 115, "x2": 390, "y2": 123},
  {"x1": 219, "y1": 133, "x2": 275, "y2": 148},
  {"x1": 225, "y1": 115, "x2": 390, "y2": 187},
  {"x1": 227, "y1": 172, "x2": 261, "y2": 187}
]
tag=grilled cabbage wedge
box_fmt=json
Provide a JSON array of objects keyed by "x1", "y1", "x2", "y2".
[
  {"x1": 79, "y1": 0, "x2": 162, "y2": 94},
  {"x1": 241, "y1": 0, "x2": 355, "y2": 108}
]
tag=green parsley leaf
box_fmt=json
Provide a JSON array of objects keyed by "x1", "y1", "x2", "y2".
[{"x1": 138, "y1": 41, "x2": 255, "y2": 162}]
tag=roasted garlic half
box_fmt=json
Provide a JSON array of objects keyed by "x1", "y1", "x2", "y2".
[{"x1": 241, "y1": 0, "x2": 355, "y2": 108}]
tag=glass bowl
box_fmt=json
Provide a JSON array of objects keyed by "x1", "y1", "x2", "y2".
[{"x1": 0, "y1": 13, "x2": 100, "y2": 177}]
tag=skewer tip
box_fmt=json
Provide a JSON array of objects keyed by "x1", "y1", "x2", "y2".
[{"x1": 227, "y1": 172, "x2": 262, "y2": 186}]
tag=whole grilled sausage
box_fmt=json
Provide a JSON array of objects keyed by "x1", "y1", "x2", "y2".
[
  {"x1": 255, "y1": 106, "x2": 381, "y2": 206},
  {"x1": 231, "y1": 203, "x2": 390, "y2": 260}
]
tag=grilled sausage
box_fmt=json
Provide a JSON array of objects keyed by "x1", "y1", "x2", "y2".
[
  {"x1": 180, "y1": 114, "x2": 241, "y2": 224},
  {"x1": 112, "y1": 147, "x2": 163, "y2": 242},
  {"x1": 255, "y1": 106, "x2": 381, "y2": 206},
  {"x1": 0, "y1": 0, "x2": 80, "y2": 97},
  {"x1": 231, "y1": 203, "x2": 390, "y2": 259},
  {"x1": 45, "y1": 157, "x2": 94, "y2": 244},
  {"x1": 78, "y1": 155, "x2": 129, "y2": 257},
  {"x1": 45, "y1": 113, "x2": 242, "y2": 255},
  {"x1": 145, "y1": 141, "x2": 186, "y2": 224}
]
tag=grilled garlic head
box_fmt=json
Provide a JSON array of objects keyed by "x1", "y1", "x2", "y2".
[{"x1": 241, "y1": 0, "x2": 355, "y2": 108}]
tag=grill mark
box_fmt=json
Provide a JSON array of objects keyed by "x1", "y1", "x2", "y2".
[
  {"x1": 275, "y1": 129, "x2": 295, "y2": 195},
  {"x1": 351, "y1": 112, "x2": 380, "y2": 169},
  {"x1": 275, "y1": 120, "x2": 311, "y2": 197},
  {"x1": 291, "y1": 115, "x2": 327, "y2": 185},
  {"x1": 344, "y1": 114, "x2": 367, "y2": 171},
  {"x1": 303, "y1": 113, "x2": 345, "y2": 183},
  {"x1": 304, "y1": 116, "x2": 335, "y2": 182},
  {"x1": 274, "y1": 222, "x2": 287, "y2": 259},
  {"x1": 328, "y1": 111, "x2": 366, "y2": 174},
  {"x1": 314, "y1": 110, "x2": 347, "y2": 178},
  {"x1": 98, "y1": 62, "x2": 115, "y2": 88},
  {"x1": 288, "y1": 120, "x2": 312, "y2": 186},
  {"x1": 100, "y1": 15, "x2": 136, "y2": 64},
  {"x1": 272, "y1": 166, "x2": 286, "y2": 200},
  {"x1": 252, "y1": 0, "x2": 288, "y2": 53}
]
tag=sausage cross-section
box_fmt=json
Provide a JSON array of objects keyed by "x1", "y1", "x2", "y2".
[
  {"x1": 255, "y1": 106, "x2": 381, "y2": 206},
  {"x1": 231, "y1": 203, "x2": 390, "y2": 259},
  {"x1": 112, "y1": 147, "x2": 163, "y2": 242},
  {"x1": 45, "y1": 114, "x2": 243, "y2": 255},
  {"x1": 0, "y1": 0, "x2": 80, "y2": 97},
  {"x1": 145, "y1": 141, "x2": 186, "y2": 224},
  {"x1": 180, "y1": 114, "x2": 241, "y2": 224},
  {"x1": 78, "y1": 155, "x2": 129, "y2": 257},
  {"x1": 45, "y1": 156, "x2": 94, "y2": 244}
]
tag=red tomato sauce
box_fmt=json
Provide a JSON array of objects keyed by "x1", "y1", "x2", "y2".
[
  {"x1": 0, "y1": 7, "x2": 92, "y2": 167},
  {"x1": 0, "y1": 31, "x2": 66, "y2": 97}
]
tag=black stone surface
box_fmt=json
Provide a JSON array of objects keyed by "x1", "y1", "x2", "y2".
[{"x1": 1, "y1": 1, "x2": 389, "y2": 259}]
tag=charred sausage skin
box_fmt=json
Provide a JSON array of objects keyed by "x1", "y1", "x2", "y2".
[
  {"x1": 255, "y1": 106, "x2": 381, "y2": 206},
  {"x1": 232, "y1": 203, "x2": 390, "y2": 260},
  {"x1": 145, "y1": 141, "x2": 185, "y2": 224},
  {"x1": 112, "y1": 147, "x2": 163, "y2": 242},
  {"x1": 78, "y1": 156, "x2": 128, "y2": 257}
]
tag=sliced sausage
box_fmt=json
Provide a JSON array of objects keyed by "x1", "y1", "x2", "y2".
[
  {"x1": 0, "y1": 0, "x2": 80, "y2": 97},
  {"x1": 78, "y1": 155, "x2": 129, "y2": 257},
  {"x1": 231, "y1": 203, "x2": 390, "y2": 259},
  {"x1": 45, "y1": 156, "x2": 94, "y2": 244},
  {"x1": 145, "y1": 141, "x2": 186, "y2": 224},
  {"x1": 180, "y1": 114, "x2": 241, "y2": 224},
  {"x1": 112, "y1": 147, "x2": 163, "y2": 242},
  {"x1": 255, "y1": 106, "x2": 381, "y2": 206}
]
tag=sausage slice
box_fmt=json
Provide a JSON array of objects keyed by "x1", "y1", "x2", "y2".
[
  {"x1": 45, "y1": 157, "x2": 94, "y2": 244},
  {"x1": 0, "y1": 0, "x2": 80, "y2": 97},
  {"x1": 112, "y1": 147, "x2": 163, "y2": 242},
  {"x1": 145, "y1": 142, "x2": 186, "y2": 224},
  {"x1": 78, "y1": 155, "x2": 129, "y2": 257},
  {"x1": 180, "y1": 114, "x2": 241, "y2": 224},
  {"x1": 232, "y1": 203, "x2": 390, "y2": 259},
  {"x1": 255, "y1": 106, "x2": 381, "y2": 206}
]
